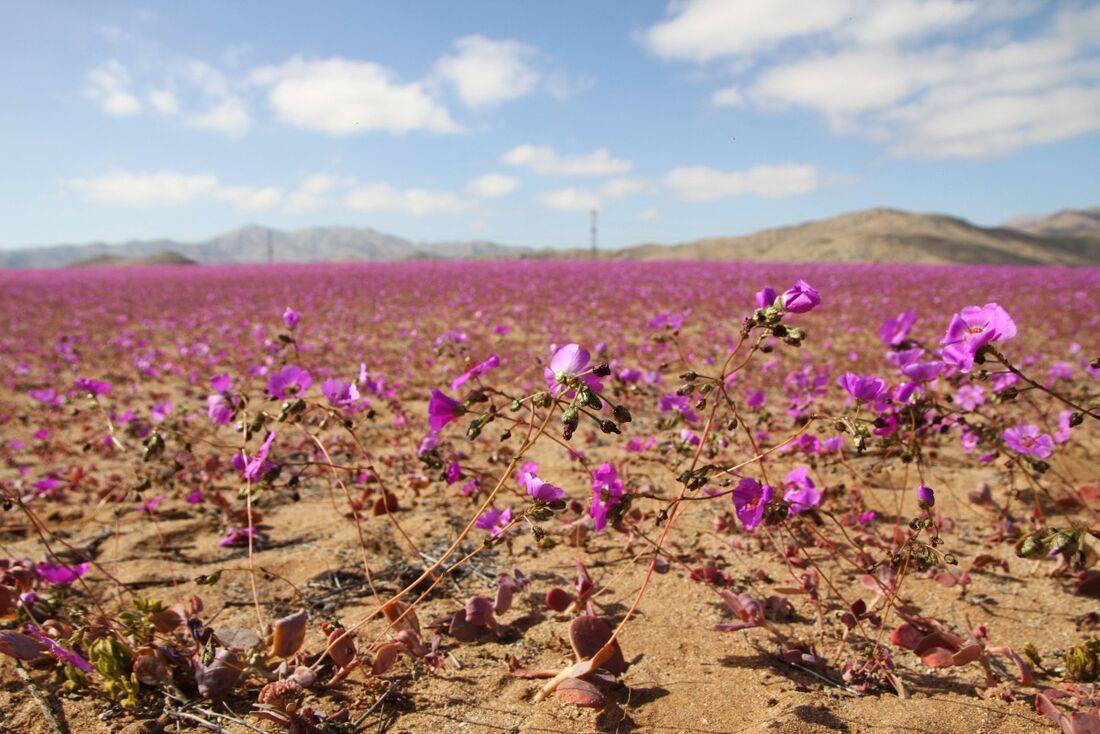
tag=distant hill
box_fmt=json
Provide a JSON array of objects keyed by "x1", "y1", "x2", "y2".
[
  {"x1": 1, "y1": 225, "x2": 525, "y2": 268},
  {"x1": 1003, "y1": 207, "x2": 1100, "y2": 239},
  {"x1": 69, "y1": 250, "x2": 197, "y2": 268},
  {"x1": 596, "y1": 207, "x2": 1100, "y2": 266},
  {"x1": 5, "y1": 207, "x2": 1100, "y2": 268}
]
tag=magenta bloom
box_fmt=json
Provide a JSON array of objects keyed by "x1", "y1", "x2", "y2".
[
  {"x1": 35, "y1": 562, "x2": 89, "y2": 585},
  {"x1": 837, "y1": 372, "x2": 887, "y2": 402},
  {"x1": 25, "y1": 626, "x2": 93, "y2": 673},
  {"x1": 781, "y1": 280, "x2": 821, "y2": 314},
  {"x1": 282, "y1": 307, "x2": 301, "y2": 328},
  {"x1": 544, "y1": 343, "x2": 603, "y2": 398},
  {"x1": 755, "y1": 286, "x2": 778, "y2": 309},
  {"x1": 427, "y1": 389, "x2": 465, "y2": 430},
  {"x1": 451, "y1": 354, "x2": 500, "y2": 392},
  {"x1": 590, "y1": 463, "x2": 625, "y2": 531},
  {"x1": 150, "y1": 401, "x2": 173, "y2": 423},
  {"x1": 219, "y1": 526, "x2": 259, "y2": 548},
  {"x1": 211, "y1": 374, "x2": 233, "y2": 393},
  {"x1": 74, "y1": 378, "x2": 112, "y2": 396},
  {"x1": 900, "y1": 360, "x2": 943, "y2": 383},
  {"x1": 520, "y1": 470, "x2": 565, "y2": 503},
  {"x1": 732, "y1": 477, "x2": 772, "y2": 531},
  {"x1": 1002, "y1": 424, "x2": 1054, "y2": 459},
  {"x1": 207, "y1": 394, "x2": 234, "y2": 425},
  {"x1": 28, "y1": 388, "x2": 63, "y2": 406},
  {"x1": 267, "y1": 365, "x2": 312, "y2": 399},
  {"x1": 916, "y1": 485, "x2": 935, "y2": 507},
  {"x1": 783, "y1": 467, "x2": 821, "y2": 514},
  {"x1": 321, "y1": 378, "x2": 361, "y2": 409},
  {"x1": 880, "y1": 309, "x2": 916, "y2": 346},
  {"x1": 941, "y1": 303, "x2": 1016, "y2": 372},
  {"x1": 242, "y1": 432, "x2": 276, "y2": 481},
  {"x1": 475, "y1": 506, "x2": 512, "y2": 538}
]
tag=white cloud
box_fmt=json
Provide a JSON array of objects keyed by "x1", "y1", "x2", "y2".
[
  {"x1": 654, "y1": 0, "x2": 1100, "y2": 158},
  {"x1": 215, "y1": 185, "x2": 283, "y2": 210},
  {"x1": 67, "y1": 170, "x2": 219, "y2": 205},
  {"x1": 749, "y1": 8, "x2": 1100, "y2": 157},
  {"x1": 186, "y1": 97, "x2": 251, "y2": 136},
  {"x1": 664, "y1": 164, "x2": 823, "y2": 200},
  {"x1": 599, "y1": 177, "x2": 652, "y2": 198},
  {"x1": 844, "y1": 0, "x2": 980, "y2": 45},
  {"x1": 346, "y1": 183, "x2": 471, "y2": 215},
  {"x1": 284, "y1": 173, "x2": 356, "y2": 213},
  {"x1": 148, "y1": 89, "x2": 180, "y2": 115},
  {"x1": 643, "y1": 0, "x2": 858, "y2": 61},
  {"x1": 185, "y1": 60, "x2": 232, "y2": 99},
  {"x1": 85, "y1": 60, "x2": 142, "y2": 116},
  {"x1": 640, "y1": 207, "x2": 663, "y2": 221},
  {"x1": 501, "y1": 144, "x2": 632, "y2": 176},
  {"x1": 66, "y1": 170, "x2": 290, "y2": 211},
  {"x1": 536, "y1": 188, "x2": 601, "y2": 212},
  {"x1": 251, "y1": 57, "x2": 462, "y2": 135},
  {"x1": 534, "y1": 176, "x2": 651, "y2": 212},
  {"x1": 465, "y1": 173, "x2": 520, "y2": 198},
  {"x1": 710, "y1": 86, "x2": 745, "y2": 107},
  {"x1": 434, "y1": 35, "x2": 539, "y2": 108}
]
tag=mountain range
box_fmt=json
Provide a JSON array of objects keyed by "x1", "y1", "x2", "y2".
[{"x1": 2, "y1": 206, "x2": 1098, "y2": 268}]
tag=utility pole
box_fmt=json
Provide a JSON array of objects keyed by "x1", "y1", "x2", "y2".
[{"x1": 590, "y1": 209, "x2": 598, "y2": 259}]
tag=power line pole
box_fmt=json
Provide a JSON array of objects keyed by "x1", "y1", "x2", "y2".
[{"x1": 590, "y1": 209, "x2": 598, "y2": 259}]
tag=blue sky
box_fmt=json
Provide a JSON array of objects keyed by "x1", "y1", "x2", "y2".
[{"x1": 2, "y1": 0, "x2": 1099, "y2": 250}]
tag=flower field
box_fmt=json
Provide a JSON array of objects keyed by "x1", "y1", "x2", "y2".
[{"x1": 1, "y1": 260, "x2": 1099, "y2": 733}]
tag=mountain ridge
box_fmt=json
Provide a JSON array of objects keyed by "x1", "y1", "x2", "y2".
[{"x1": 3, "y1": 205, "x2": 1099, "y2": 268}]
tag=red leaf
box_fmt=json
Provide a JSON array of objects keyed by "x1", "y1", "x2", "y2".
[{"x1": 554, "y1": 678, "x2": 607, "y2": 709}]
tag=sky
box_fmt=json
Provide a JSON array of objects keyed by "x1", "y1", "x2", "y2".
[{"x1": 2, "y1": 0, "x2": 1099, "y2": 250}]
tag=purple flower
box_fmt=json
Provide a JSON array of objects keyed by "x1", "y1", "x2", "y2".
[
  {"x1": 451, "y1": 354, "x2": 500, "y2": 392},
  {"x1": 755, "y1": 286, "x2": 778, "y2": 309},
  {"x1": 941, "y1": 303, "x2": 1017, "y2": 372},
  {"x1": 954, "y1": 384, "x2": 985, "y2": 410},
  {"x1": 282, "y1": 307, "x2": 301, "y2": 328},
  {"x1": 837, "y1": 372, "x2": 888, "y2": 402},
  {"x1": 35, "y1": 562, "x2": 89, "y2": 585},
  {"x1": 1002, "y1": 424, "x2": 1054, "y2": 459},
  {"x1": 521, "y1": 470, "x2": 565, "y2": 503},
  {"x1": 25, "y1": 626, "x2": 92, "y2": 672},
  {"x1": 732, "y1": 478, "x2": 772, "y2": 531},
  {"x1": 219, "y1": 526, "x2": 259, "y2": 548},
  {"x1": 427, "y1": 389, "x2": 465, "y2": 430},
  {"x1": 745, "y1": 389, "x2": 765, "y2": 409},
  {"x1": 321, "y1": 378, "x2": 362, "y2": 409},
  {"x1": 900, "y1": 360, "x2": 943, "y2": 383},
  {"x1": 186, "y1": 488, "x2": 204, "y2": 504},
  {"x1": 207, "y1": 394, "x2": 234, "y2": 425},
  {"x1": 648, "y1": 311, "x2": 686, "y2": 330},
  {"x1": 783, "y1": 467, "x2": 821, "y2": 514},
  {"x1": 242, "y1": 432, "x2": 276, "y2": 481},
  {"x1": 28, "y1": 388, "x2": 63, "y2": 406},
  {"x1": 590, "y1": 463, "x2": 625, "y2": 531},
  {"x1": 880, "y1": 309, "x2": 916, "y2": 346},
  {"x1": 266, "y1": 365, "x2": 312, "y2": 399},
  {"x1": 916, "y1": 485, "x2": 935, "y2": 507},
  {"x1": 781, "y1": 280, "x2": 821, "y2": 314},
  {"x1": 475, "y1": 506, "x2": 512, "y2": 538},
  {"x1": 445, "y1": 461, "x2": 462, "y2": 484},
  {"x1": 544, "y1": 343, "x2": 603, "y2": 398},
  {"x1": 139, "y1": 495, "x2": 165, "y2": 514},
  {"x1": 210, "y1": 374, "x2": 233, "y2": 393},
  {"x1": 74, "y1": 378, "x2": 112, "y2": 397},
  {"x1": 150, "y1": 401, "x2": 173, "y2": 423}
]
